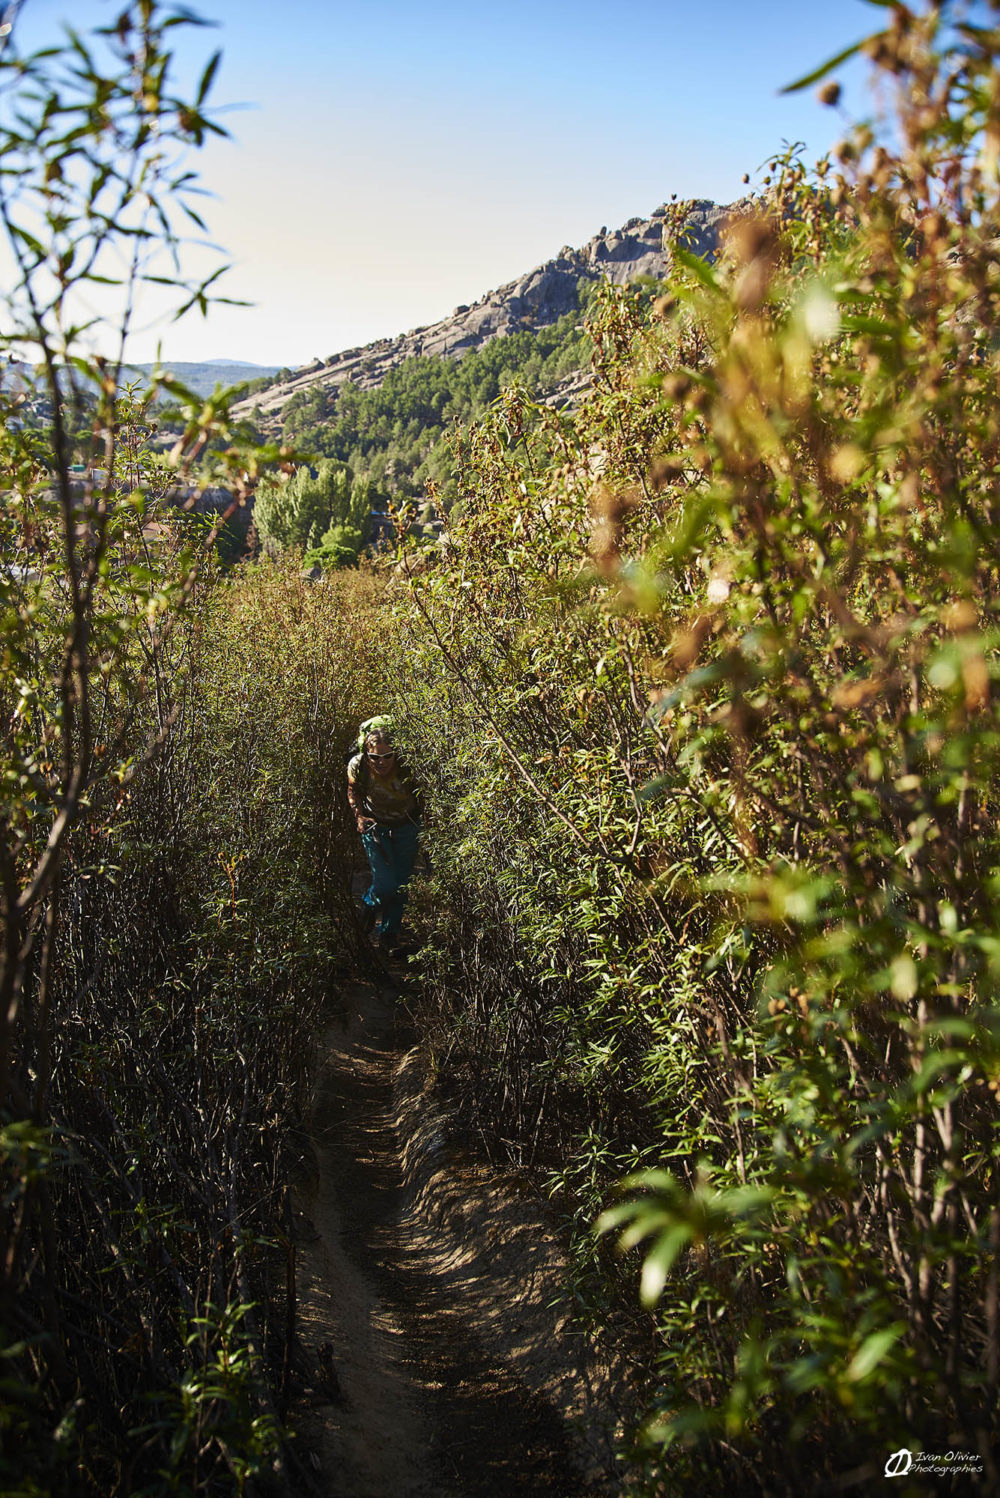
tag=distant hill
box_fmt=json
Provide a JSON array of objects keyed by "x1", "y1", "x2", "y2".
[
  {"x1": 233, "y1": 199, "x2": 737, "y2": 424},
  {"x1": 127, "y1": 359, "x2": 282, "y2": 399}
]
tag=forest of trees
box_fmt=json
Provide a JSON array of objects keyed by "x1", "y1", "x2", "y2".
[
  {"x1": 248, "y1": 309, "x2": 592, "y2": 559},
  {"x1": 3, "y1": 2, "x2": 1000, "y2": 1495}
]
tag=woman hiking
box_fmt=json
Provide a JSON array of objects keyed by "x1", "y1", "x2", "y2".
[{"x1": 347, "y1": 716, "x2": 421, "y2": 954}]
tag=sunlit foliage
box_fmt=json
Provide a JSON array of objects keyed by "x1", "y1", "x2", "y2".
[{"x1": 377, "y1": 3, "x2": 1000, "y2": 1487}]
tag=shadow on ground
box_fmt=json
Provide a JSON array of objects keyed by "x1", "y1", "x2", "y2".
[{"x1": 289, "y1": 977, "x2": 629, "y2": 1498}]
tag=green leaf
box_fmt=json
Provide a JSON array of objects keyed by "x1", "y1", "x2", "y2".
[
  {"x1": 841, "y1": 313, "x2": 899, "y2": 338},
  {"x1": 846, "y1": 1325, "x2": 903, "y2": 1382},
  {"x1": 780, "y1": 38, "x2": 868, "y2": 94},
  {"x1": 595, "y1": 1200, "x2": 642, "y2": 1236},
  {"x1": 640, "y1": 1223, "x2": 693, "y2": 1306},
  {"x1": 196, "y1": 49, "x2": 222, "y2": 106},
  {"x1": 911, "y1": 1049, "x2": 968, "y2": 1094},
  {"x1": 619, "y1": 1209, "x2": 672, "y2": 1252},
  {"x1": 161, "y1": 10, "x2": 217, "y2": 29},
  {"x1": 12, "y1": 225, "x2": 46, "y2": 259},
  {"x1": 672, "y1": 245, "x2": 721, "y2": 292},
  {"x1": 921, "y1": 1018, "x2": 976, "y2": 1041}
]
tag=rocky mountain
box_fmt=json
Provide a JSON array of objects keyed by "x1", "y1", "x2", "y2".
[{"x1": 234, "y1": 199, "x2": 736, "y2": 422}]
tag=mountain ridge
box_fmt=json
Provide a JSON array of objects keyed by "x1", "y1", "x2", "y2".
[
  {"x1": 128, "y1": 359, "x2": 282, "y2": 399},
  {"x1": 233, "y1": 198, "x2": 738, "y2": 424}
]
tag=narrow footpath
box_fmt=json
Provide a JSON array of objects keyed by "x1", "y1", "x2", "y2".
[{"x1": 289, "y1": 976, "x2": 629, "y2": 1498}]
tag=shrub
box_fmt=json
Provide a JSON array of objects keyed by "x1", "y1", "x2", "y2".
[
  {"x1": 378, "y1": 6, "x2": 1000, "y2": 1488},
  {"x1": 0, "y1": 10, "x2": 386, "y2": 1491}
]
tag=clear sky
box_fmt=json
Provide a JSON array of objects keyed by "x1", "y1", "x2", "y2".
[{"x1": 13, "y1": 0, "x2": 882, "y2": 367}]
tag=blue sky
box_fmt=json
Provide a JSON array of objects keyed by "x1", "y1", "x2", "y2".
[{"x1": 14, "y1": 0, "x2": 882, "y2": 366}]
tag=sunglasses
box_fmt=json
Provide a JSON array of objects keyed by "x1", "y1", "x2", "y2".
[{"x1": 367, "y1": 750, "x2": 395, "y2": 761}]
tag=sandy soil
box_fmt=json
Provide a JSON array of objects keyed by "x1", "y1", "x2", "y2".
[{"x1": 288, "y1": 975, "x2": 635, "y2": 1498}]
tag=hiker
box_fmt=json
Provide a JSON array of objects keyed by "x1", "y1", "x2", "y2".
[{"x1": 347, "y1": 716, "x2": 421, "y2": 952}]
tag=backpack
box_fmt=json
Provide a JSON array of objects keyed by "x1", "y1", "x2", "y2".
[{"x1": 356, "y1": 714, "x2": 394, "y2": 753}]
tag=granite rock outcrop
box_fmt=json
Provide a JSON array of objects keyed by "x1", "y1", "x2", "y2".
[{"x1": 235, "y1": 199, "x2": 736, "y2": 421}]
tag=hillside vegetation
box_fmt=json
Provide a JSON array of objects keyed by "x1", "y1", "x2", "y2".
[
  {"x1": 251, "y1": 307, "x2": 592, "y2": 561},
  {"x1": 355, "y1": 6, "x2": 1000, "y2": 1488},
  {"x1": 0, "y1": 12, "x2": 383, "y2": 1494},
  {"x1": 4, "y1": 3, "x2": 1000, "y2": 1496}
]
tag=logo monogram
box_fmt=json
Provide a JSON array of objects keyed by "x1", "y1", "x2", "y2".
[{"x1": 885, "y1": 1449, "x2": 913, "y2": 1477}]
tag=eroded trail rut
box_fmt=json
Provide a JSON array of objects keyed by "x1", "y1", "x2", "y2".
[{"x1": 292, "y1": 979, "x2": 621, "y2": 1498}]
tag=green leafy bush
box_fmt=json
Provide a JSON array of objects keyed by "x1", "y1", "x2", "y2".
[
  {"x1": 274, "y1": 308, "x2": 592, "y2": 515},
  {"x1": 375, "y1": 4, "x2": 1000, "y2": 1488},
  {"x1": 254, "y1": 458, "x2": 371, "y2": 563},
  {"x1": 0, "y1": 10, "x2": 386, "y2": 1492}
]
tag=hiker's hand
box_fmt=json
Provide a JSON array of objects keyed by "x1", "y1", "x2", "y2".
[{"x1": 357, "y1": 815, "x2": 376, "y2": 833}]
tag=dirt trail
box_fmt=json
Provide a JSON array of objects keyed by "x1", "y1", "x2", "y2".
[{"x1": 291, "y1": 976, "x2": 628, "y2": 1498}]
